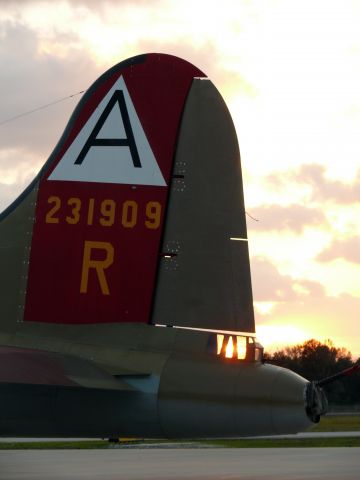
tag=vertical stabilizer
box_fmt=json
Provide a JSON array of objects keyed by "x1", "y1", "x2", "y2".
[
  {"x1": 0, "y1": 54, "x2": 254, "y2": 335},
  {"x1": 152, "y1": 78, "x2": 255, "y2": 333}
]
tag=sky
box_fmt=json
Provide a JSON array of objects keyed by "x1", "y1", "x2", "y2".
[{"x1": 0, "y1": 0, "x2": 359, "y2": 357}]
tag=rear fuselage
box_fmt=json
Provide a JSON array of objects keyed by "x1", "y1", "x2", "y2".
[{"x1": 0, "y1": 325, "x2": 312, "y2": 438}]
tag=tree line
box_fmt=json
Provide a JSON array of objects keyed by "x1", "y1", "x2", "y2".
[{"x1": 264, "y1": 339, "x2": 360, "y2": 406}]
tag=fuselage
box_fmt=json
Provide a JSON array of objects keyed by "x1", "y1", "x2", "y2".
[{"x1": 0, "y1": 324, "x2": 313, "y2": 438}]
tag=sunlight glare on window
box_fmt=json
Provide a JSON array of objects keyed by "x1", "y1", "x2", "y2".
[
  {"x1": 215, "y1": 334, "x2": 250, "y2": 360},
  {"x1": 216, "y1": 334, "x2": 224, "y2": 354},
  {"x1": 225, "y1": 336, "x2": 235, "y2": 358},
  {"x1": 236, "y1": 336, "x2": 247, "y2": 360}
]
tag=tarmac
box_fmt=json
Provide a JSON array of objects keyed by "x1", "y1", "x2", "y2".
[
  {"x1": 0, "y1": 447, "x2": 359, "y2": 480},
  {"x1": 0, "y1": 431, "x2": 359, "y2": 479}
]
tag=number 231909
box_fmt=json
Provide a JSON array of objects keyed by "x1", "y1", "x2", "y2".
[{"x1": 45, "y1": 196, "x2": 162, "y2": 230}]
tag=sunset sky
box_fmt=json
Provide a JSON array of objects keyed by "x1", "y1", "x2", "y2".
[{"x1": 0, "y1": 0, "x2": 359, "y2": 357}]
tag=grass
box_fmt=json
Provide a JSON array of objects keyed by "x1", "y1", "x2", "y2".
[
  {"x1": 1, "y1": 437, "x2": 360, "y2": 449},
  {"x1": 0, "y1": 440, "x2": 109, "y2": 450},
  {"x1": 206, "y1": 437, "x2": 360, "y2": 448},
  {"x1": 0, "y1": 415, "x2": 359, "y2": 450},
  {"x1": 309, "y1": 415, "x2": 360, "y2": 432}
]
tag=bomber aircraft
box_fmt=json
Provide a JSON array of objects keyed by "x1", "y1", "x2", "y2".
[{"x1": 0, "y1": 53, "x2": 332, "y2": 438}]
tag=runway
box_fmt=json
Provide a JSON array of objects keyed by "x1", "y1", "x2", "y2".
[{"x1": 1, "y1": 448, "x2": 359, "y2": 480}]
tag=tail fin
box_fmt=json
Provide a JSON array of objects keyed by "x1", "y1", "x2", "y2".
[
  {"x1": 0, "y1": 53, "x2": 254, "y2": 333},
  {"x1": 152, "y1": 77, "x2": 255, "y2": 333}
]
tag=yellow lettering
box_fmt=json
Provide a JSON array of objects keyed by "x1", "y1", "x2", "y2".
[
  {"x1": 45, "y1": 197, "x2": 162, "y2": 229},
  {"x1": 45, "y1": 196, "x2": 61, "y2": 224},
  {"x1": 66, "y1": 198, "x2": 81, "y2": 224},
  {"x1": 145, "y1": 201, "x2": 161, "y2": 229},
  {"x1": 80, "y1": 241, "x2": 114, "y2": 295},
  {"x1": 87, "y1": 198, "x2": 95, "y2": 226},
  {"x1": 122, "y1": 200, "x2": 137, "y2": 228},
  {"x1": 100, "y1": 199, "x2": 116, "y2": 226}
]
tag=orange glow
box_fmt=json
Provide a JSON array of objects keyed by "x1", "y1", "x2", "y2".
[
  {"x1": 256, "y1": 324, "x2": 310, "y2": 352},
  {"x1": 225, "y1": 336, "x2": 235, "y2": 358},
  {"x1": 216, "y1": 334, "x2": 224, "y2": 354},
  {"x1": 216, "y1": 334, "x2": 251, "y2": 360},
  {"x1": 236, "y1": 336, "x2": 247, "y2": 360}
]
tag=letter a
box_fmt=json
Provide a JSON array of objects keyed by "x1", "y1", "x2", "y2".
[
  {"x1": 75, "y1": 90, "x2": 141, "y2": 168},
  {"x1": 48, "y1": 75, "x2": 166, "y2": 186}
]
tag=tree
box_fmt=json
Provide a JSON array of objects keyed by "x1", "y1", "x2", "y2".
[{"x1": 265, "y1": 339, "x2": 359, "y2": 406}]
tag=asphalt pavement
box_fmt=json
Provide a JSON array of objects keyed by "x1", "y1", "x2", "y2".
[{"x1": 1, "y1": 448, "x2": 360, "y2": 480}]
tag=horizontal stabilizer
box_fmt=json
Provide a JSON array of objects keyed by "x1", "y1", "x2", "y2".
[{"x1": 0, "y1": 346, "x2": 131, "y2": 390}]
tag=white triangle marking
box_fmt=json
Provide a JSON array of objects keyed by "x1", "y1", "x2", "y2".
[
  {"x1": 96, "y1": 103, "x2": 127, "y2": 140},
  {"x1": 48, "y1": 76, "x2": 166, "y2": 186}
]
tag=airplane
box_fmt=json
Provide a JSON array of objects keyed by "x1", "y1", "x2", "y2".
[{"x1": 0, "y1": 52, "x2": 331, "y2": 438}]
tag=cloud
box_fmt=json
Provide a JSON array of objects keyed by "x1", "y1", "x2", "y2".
[
  {"x1": 0, "y1": 181, "x2": 24, "y2": 212},
  {"x1": 0, "y1": 0, "x2": 154, "y2": 4},
  {"x1": 0, "y1": 22, "x2": 100, "y2": 152},
  {"x1": 251, "y1": 257, "x2": 360, "y2": 356},
  {"x1": 0, "y1": 0, "x2": 253, "y2": 101},
  {"x1": 247, "y1": 204, "x2": 326, "y2": 233},
  {"x1": 132, "y1": 39, "x2": 254, "y2": 99},
  {"x1": 317, "y1": 237, "x2": 360, "y2": 264},
  {"x1": 251, "y1": 256, "x2": 325, "y2": 302},
  {"x1": 267, "y1": 164, "x2": 360, "y2": 204},
  {"x1": 0, "y1": 14, "x2": 247, "y2": 212},
  {"x1": 0, "y1": 20, "x2": 102, "y2": 211},
  {"x1": 70, "y1": 0, "x2": 161, "y2": 6},
  {"x1": 258, "y1": 292, "x2": 360, "y2": 354},
  {"x1": 0, "y1": 15, "x2": 250, "y2": 213},
  {"x1": 0, "y1": 147, "x2": 43, "y2": 212}
]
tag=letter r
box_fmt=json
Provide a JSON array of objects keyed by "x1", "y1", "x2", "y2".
[{"x1": 80, "y1": 241, "x2": 114, "y2": 295}]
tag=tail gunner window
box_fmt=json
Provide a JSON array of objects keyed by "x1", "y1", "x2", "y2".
[{"x1": 208, "y1": 334, "x2": 263, "y2": 362}]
